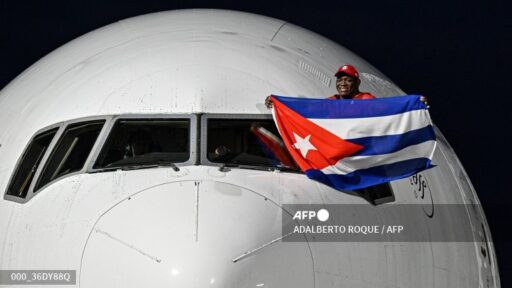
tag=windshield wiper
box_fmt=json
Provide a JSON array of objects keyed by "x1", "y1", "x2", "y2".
[
  {"x1": 218, "y1": 163, "x2": 239, "y2": 172},
  {"x1": 218, "y1": 163, "x2": 298, "y2": 173},
  {"x1": 157, "y1": 160, "x2": 180, "y2": 171},
  {"x1": 121, "y1": 162, "x2": 180, "y2": 172},
  {"x1": 89, "y1": 167, "x2": 122, "y2": 173},
  {"x1": 91, "y1": 162, "x2": 180, "y2": 173},
  {"x1": 270, "y1": 166, "x2": 302, "y2": 173},
  {"x1": 220, "y1": 163, "x2": 272, "y2": 172},
  {"x1": 121, "y1": 164, "x2": 159, "y2": 171},
  {"x1": 90, "y1": 165, "x2": 155, "y2": 173}
]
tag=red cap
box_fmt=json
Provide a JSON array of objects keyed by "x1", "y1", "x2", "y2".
[{"x1": 335, "y1": 65, "x2": 359, "y2": 79}]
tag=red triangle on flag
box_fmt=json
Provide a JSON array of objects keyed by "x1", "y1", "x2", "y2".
[{"x1": 272, "y1": 96, "x2": 363, "y2": 171}]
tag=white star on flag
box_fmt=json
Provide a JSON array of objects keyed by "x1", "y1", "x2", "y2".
[{"x1": 292, "y1": 132, "x2": 317, "y2": 158}]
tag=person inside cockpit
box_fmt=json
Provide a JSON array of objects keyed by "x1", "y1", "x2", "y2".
[{"x1": 124, "y1": 129, "x2": 155, "y2": 159}]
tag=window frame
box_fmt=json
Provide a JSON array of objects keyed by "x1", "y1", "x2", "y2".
[
  {"x1": 4, "y1": 114, "x2": 198, "y2": 204},
  {"x1": 87, "y1": 114, "x2": 197, "y2": 173},
  {"x1": 4, "y1": 112, "x2": 396, "y2": 205},
  {"x1": 200, "y1": 113, "x2": 277, "y2": 167},
  {"x1": 3, "y1": 123, "x2": 62, "y2": 203},
  {"x1": 28, "y1": 116, "x2": 111, "y2": 197},
  {"x1": 33, "y1": 119, "x2": 108, "y2": 193},
  {"x1": 3, "y1": 116, "x2": 111, "y2": 203}
]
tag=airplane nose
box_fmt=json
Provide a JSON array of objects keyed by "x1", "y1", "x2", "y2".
[{"x1": 80, "y1": 181, "x2": 314, "y2": 287}]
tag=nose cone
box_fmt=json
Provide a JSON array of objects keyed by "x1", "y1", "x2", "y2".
[{"x1": 80, "y1": 181, "x2": 314, "y2": 287}]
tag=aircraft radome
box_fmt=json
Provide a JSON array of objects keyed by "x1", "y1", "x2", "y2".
[{"x1": 0, "y1": 9, "x2": 500, "y2": 288}]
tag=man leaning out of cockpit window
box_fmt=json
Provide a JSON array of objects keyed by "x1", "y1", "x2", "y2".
[{"x1": 265, "y1": 64, "x2": 429, "y2": 108}]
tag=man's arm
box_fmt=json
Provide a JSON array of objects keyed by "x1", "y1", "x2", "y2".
[
  {"x1": 265, "y1": 95, "x2": 273, "y2": 108},
  {"x1": 420, "y1": 96, "x2": 430, "y2": 108}
]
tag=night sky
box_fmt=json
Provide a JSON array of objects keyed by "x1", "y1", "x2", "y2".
[{"x1": 1, "y1": 0, "x2": 510, "y2": 285}]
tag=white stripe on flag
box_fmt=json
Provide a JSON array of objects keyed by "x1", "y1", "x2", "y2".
[
  {"x1": 321, "y1": 140, "x2": 437, "y2": 175},
  {"x1": 310, "y1": 109, "x2": 432, "y2": 139}
]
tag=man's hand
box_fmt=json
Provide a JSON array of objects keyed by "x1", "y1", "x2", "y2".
[
  {"x1": 420, "y1": 96, "x2": 430, "y2": 109},
  {"x1": 265, "y1": 95, "x2": 273, "y2": 109}
]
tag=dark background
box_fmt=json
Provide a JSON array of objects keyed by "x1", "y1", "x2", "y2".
[{"x1": 1, "y1": 0, "x2": 510, "y2": 285}]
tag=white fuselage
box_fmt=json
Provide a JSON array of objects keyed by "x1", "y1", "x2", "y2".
[{"x1": 0, "y1": 9, "x2": 499, "y2": 287}]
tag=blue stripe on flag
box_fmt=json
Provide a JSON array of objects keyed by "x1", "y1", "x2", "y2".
[
  {"x1": 349, "y1": 125, "x2": 436, "y2": 156},
  {"x1": 272, "y1": 95, "x2": 426, "y2": 119},
  {"x1": 305, "y1": 158, "x2": 432, "y2": 190}
]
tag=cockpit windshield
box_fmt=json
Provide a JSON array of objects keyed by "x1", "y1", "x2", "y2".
[
  {"x1": 93, "y1": 119, "x2": 190, "y2": 169},
  {"x1": 5, "y1": 114, "x2": 304, "y2": 203},
  {"x1": 206, "y1": 119, "x2": 298, "y2": 170}
]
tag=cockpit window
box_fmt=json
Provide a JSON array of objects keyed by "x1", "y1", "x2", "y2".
[
  {"x1": 6, "y1": 128, "x2": 58, "y2": 198},
  {"x1": 93, "y1": 119, "x2": 190, "y2": 169},
  {"x1": 206, "y1": 119, "x2": 298, "y2": 169},
  {"x1": 35, "y1": 121, "x2": 105, "y2": 191}
]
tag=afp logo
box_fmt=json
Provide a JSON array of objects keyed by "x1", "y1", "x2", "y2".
[{"x1": 292, "y1": 208, "x2": 330, "y2": 222}]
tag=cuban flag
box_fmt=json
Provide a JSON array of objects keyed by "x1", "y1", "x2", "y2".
[{"x1": 270, "y1": 95, "x2": 436, "y2": 190}]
